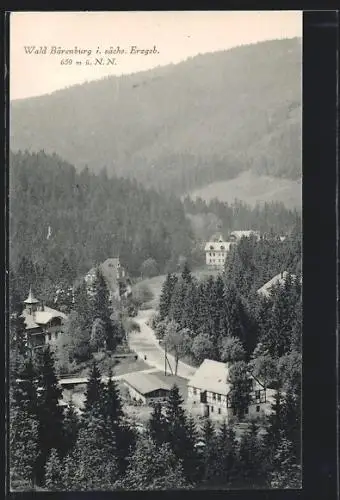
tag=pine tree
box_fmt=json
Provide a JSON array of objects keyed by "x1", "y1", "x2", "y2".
[
  {"x1": 61, "y1": 402, "x2": 79, "y2": 457},
  {"x1": 159, "y1": 275, "x2": 174, "y2": 320},
  {"x1": 269, "y1": 432, "x2": 301, "y2": 488},
  {"x1": 181, "y1": 261, "x2": 192, "y2": 284},
  {"x1": 83, "y1": 361, "x2": 105, "y2": 415},
  {"x1": 201, "y1": 418, "x2": 218, "y2": 484},
  {"x1": 164, "y1": 385, "x2": 198, "y2": 483},
  {"x1": 116, "y1": 437, "x2": 188, "y2": 490},
  {"x1": 103, "y1": 367, "x2": 123, "y2": 427},
  {"x1": 93, "y1": 267, "x2": 111, "y2": 322},
  {"x1": 227, "y1": 361, "x2": 252, "y2": 420},
  {"x1": 44, "y1": 449, "x2": 64, "y2": 491},
  {"x1": 73, "y1": 280, "x2": 93, "y2": 330},
  {"x1": 148, "y1": 401, "x2": 167, "y2": 445},
  {"x1": 35, "y1": 346, "x2": 64, "y2": 484},
  {"x1": 238, "y1": 421, "x2": 267, "y2": 488},
  {"x1": 72, "y1": 404, "x2": 118, "y2": 490},
  {"x1": 10, "y1": 394, "x2": 39, "y2": 490},
  {"x1": 215, "y1": 421, "x2": 238, "y2": 487}
]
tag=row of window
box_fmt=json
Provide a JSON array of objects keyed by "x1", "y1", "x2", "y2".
[
  {"x1": 208, "y1": 252, "x2": 226, "y2": 257},
  {"x1": 208, "y1": 405, "x2": 261, "y2": 414}
]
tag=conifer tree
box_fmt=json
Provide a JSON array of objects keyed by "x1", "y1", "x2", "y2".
[
  {"x1": 159, "y1": 273, "x2": 178, "y2": 321},
  {"x1": 61, "y1": 402, "x2": 79, "y2": 457},
  {"x1": 215, "y1": 421, "x2": 238, "y2": 487},
  {"x1": 181, "y1": 261, "x2": 192, "y2": 284},
  {"x1": 269, "y1": 432, "x2": 301, "y2": 488},
  {"x1": 45, "y1": 449, "x2": 64, "y2": 491},
  {"x1": 83, "y1": 361, "x2": 105, "y2": 415},
  {"x1": 164, "y1": 385, "x2": 198, "y2": 483},
  {"x1": 201, "y1": 418, "x2": 218, "y2": 484},
  {"x1": 72, "y1": 404, "x2": 118, "y2": 490},
  {"x1": 35, "y1": 346, "x2": 64, "y2": 484},
  {"x1": 103, "y1": 367, "x2": 123, "y2": 427},
  {"x1": 116, "y1": 437, "x2": 188, "y2": 490},
  {"x1": 238, "y1": 421, "x2": 267, "y2": 488},
  {"x1": 228, "y1": 361, "x2": 252, "y2": 420},
  {"x1": 10, "y1": 389, "x2": 39, "y2": 490},
  {"x1": 148, "y1": 401, "x2": 167, "y2": 445}
]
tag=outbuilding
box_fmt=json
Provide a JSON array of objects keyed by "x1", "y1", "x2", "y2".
[{"x1": 123, "y1": 372, "x2": 172, "y2": 404}]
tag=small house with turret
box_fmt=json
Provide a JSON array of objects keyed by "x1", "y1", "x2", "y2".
[{"x1": 21, "y1": 287, "x2": 67, "y2": 349}]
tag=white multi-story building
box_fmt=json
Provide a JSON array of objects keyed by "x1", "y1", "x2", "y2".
[
  {"x1": 204, "y1": 235, "x2": 232, "y2": 268},
  {"x1": 187, "y1": 359, "x2": 275, "y2": 422}
]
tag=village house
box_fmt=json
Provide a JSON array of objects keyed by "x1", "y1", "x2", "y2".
[
  {"x1": 123, "y1": 372, "x2": 172, "y2": 405},
  {"x1": 187, "y1": 359, "x2": 275, "y2": 422},
  {"x1": 229, "y1": 230, "x2": 261, "y2": 242},
  {"x1": 84, "y1": 257, "x2": 132, "y2": 302},
  {"x1": 204, "y1": 234, "x2": 232, "y2": 268},
  {"x1": 257, "y1": 271, "x2": 301, "y2": 298},
  {"x1": 21, "y1": 287, "x2": 67, "y2": 350}
]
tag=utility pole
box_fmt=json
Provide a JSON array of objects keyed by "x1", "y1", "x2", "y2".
[{"x1": 164, "y1": 342, "x2": 167, "y2": 376}]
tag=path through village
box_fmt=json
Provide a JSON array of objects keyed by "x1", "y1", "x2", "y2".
[{"x1": 128, "y1": 309, "x2": 196, "y2": 380}]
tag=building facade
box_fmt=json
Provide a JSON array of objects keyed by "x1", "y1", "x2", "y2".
[
  {"x1": 204, "y1": 235, "x2": 231, "y2": 268},
  {"x1": 187, "y1": 359, "x2": 275, "y2": 422}
]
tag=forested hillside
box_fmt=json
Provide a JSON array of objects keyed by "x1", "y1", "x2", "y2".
[
  {"x1": 10, "y1": 38, "x2": 301, "y2": 196},
  {"x1": 9, "y1": 150, "x2": 193, "y2": 291}
]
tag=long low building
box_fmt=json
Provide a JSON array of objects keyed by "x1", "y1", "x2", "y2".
[{"x1": 123, "y1": 372, "x2": 172, "y2": 405}]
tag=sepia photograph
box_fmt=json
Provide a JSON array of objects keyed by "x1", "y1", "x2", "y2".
[{"x1": 8, "y1": 11, "x2": 302, "y2": 491}]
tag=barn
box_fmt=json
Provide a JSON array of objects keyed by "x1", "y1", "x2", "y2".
[{"x1": 123, "y1": 372, "x2": 172, "y2": 404}]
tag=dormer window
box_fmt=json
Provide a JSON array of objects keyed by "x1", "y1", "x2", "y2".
[
  {"x1": 210, "y1": 245, "x2": 214, "y2": 250},
  {"x1": 220, "y1": 245, "x2": 225, "y2": 250}
]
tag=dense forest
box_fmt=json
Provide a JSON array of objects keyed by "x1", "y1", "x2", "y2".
[
  {"x1": 9, "y1": 150, "x2": 193, "y2": 291},
  {"x1": 10, "y1": 38, "x2": 301, "y2": 195},
  {"x1": 9, "y1": 150, "x2": 301, "y2": 306}
]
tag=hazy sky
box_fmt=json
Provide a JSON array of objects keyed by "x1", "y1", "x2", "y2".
[{"x1": 10, "y1": 11, "x2": 302, "y2": 100}]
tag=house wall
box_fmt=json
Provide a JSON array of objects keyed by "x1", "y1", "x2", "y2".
[
  {"x1": 188, "y1": 386, "x2": 231, "y2": 421},
  {"x1": 125, "y1": 385, "x2": 170, "y2": 405},
  {"x1": 188, "y1": 383, "x2": 271, "y2": 421}
]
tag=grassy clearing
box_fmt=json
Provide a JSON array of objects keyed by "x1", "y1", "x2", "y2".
[
  {"x1": 61, "y1": 352, "x2": 150, "y2": 379},
  {"x1": 136, "y1": 267, "x2": 221, "y2": 311}
]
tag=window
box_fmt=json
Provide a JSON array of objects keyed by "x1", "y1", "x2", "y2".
[
  {"x1": 256, "y1": 405, "x2": 260, "y2": 413},
  {"x1": 255, "y1": 390, "x2": 260, "y2": 399},
  {"x1": 245, "y1": 407, "x2": 248, "y2": 414},
  {"x1": 210, "y1": 406, "x2": 214, "y2": 412},
  {"x1": 212, "y1": 393, "x2": 216, "y2": 400},
  {"x1": 217, "y1": 394, "x2": 221, "y2": 402},
  {"x1": 48, "y1": 333, "x2": 51, "y2": 341},
  {"x1": 193, "y1": 388, "x2": 197, "y2": 395},
  {"x1": 218, "y1": 408, "x2": 221, "y2": 415}
]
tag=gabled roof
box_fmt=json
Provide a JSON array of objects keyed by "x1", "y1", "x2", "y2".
[
  {"x1": 22, "y1": 306, "x2": 67, "y2": 330},
  {"x1": 257, "y1": 271, "x2": 299, "y2": 298},
  {"x1": 188, "y1": 359, "x2": 231, "y2": 396},
  {"x1": 123, "y1": 372, "x2": 172, "y2": 396}
]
